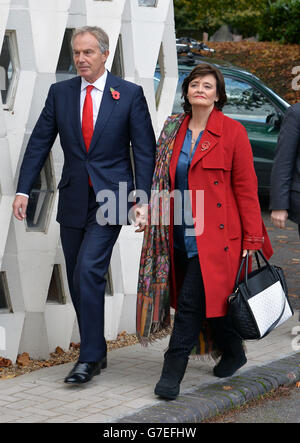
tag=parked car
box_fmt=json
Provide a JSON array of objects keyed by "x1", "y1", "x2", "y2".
[
  {"x1": 176, "y1": 39, "x2": 190, "y2": 54},
  {"x1": 176, "y1": 37, "x2": 215, "y2": 54},
  {"x1": 155, "y1": 55, "x2": 290, "y2": 195}
]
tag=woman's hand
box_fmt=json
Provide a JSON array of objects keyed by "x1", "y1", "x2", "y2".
[
  {"x1": 242, "y1": 249, "x2": 256, "y2": 258},
  {"x1": 133, "y1": 204, "x2": 148, "y2": 233}
]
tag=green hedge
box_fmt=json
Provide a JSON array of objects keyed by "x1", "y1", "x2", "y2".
[
  {"x1": 258, "y1": 0, "x2": 300, "y2": 44},
  {"x1": 174, "y1": 0, "x2": 300, "y2": 44},
  {"x1": 174, "y1": 0, "x2": 268, "y2": 38}
]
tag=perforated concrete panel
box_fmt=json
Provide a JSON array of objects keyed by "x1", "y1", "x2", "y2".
[{"x1": 0, "y1": 0, "x2": 177, "y2": 362}]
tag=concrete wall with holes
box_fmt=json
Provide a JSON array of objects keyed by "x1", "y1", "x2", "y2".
[{"x1": 0, "y1": 0, "x2": 177, "y2": 362}]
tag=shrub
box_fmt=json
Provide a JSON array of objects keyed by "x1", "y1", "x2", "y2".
[{"x1": 258, "y1": 0, "x2": 300, "y2": 43}]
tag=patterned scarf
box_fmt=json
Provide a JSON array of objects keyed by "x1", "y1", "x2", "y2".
[{"x1": 136, "y1": 113, "x2": 217, "y2": 357}]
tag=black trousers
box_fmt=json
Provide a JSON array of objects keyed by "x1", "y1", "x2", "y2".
[{"x1": 166, "y1": 249, "x2": 240, "y2": 359}]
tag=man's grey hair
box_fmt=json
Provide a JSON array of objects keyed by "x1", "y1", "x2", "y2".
[{"x1": 71, "y1": 26, "x2": 109, "y2": 53}]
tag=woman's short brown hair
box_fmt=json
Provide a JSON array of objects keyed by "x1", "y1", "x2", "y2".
[{"x1": 181, "y1": 63, "x2": 227, "y2": 113}]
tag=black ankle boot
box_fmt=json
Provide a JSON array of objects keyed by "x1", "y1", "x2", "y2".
[
  {"x1": 154, "y1": 354, "x2": 188, "y2": 400},
  {"x1": 213, "y1": 339, "x2": 247, "y2": 378},
  {"x1": 210, "y1": 315, "x2": 247, "y2": 378}
]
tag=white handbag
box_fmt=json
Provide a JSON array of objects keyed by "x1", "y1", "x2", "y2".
[{"x1": 228, "y1": 251, "x2": 294, "y2": 340}]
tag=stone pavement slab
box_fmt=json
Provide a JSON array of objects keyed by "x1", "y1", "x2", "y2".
[
  {"x1": 118, "y1": 352, "x2": 300, "y2": 423},
  {"x1": 0, "y1": 312, "x2": 299, "y2": 423}
]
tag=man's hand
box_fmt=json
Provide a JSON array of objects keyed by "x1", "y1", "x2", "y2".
[
  {"x1": 133, "y1": 204, "x2": 148, "y2": 233},
  {"x1": 271, "y1": 209, "x2": 288, "y2": 229},
  {"x1": 12, "y1": 195, "x2": 28, "y2": 221}
]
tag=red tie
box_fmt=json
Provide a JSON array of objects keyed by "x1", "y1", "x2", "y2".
[{"x1": 82, "y1": 85, "x2": 94, "y2": 186}]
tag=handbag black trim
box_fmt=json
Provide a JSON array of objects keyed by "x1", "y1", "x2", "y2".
[{"x1": 228, "y1": 250, "x2": 294, "y2": 340}]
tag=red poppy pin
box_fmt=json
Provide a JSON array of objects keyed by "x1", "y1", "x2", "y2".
[
  {"x1": 201, "y1": 141, "x2": 210, "y2": 151},
  {"x1": 110, "y1": 87, "x2": 120, "y2": 100}
]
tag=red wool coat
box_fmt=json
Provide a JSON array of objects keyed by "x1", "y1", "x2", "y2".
[{"x1": 168, "y1": 108, "x2": 273, "y2": 317}]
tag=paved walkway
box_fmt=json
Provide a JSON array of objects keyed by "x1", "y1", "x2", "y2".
[
  {"x1": 1, "y1": 214, "x2": 299, "y2": 423},
  {"x1": 0, "y1": 312, "x2": 299, "y2": 423}
]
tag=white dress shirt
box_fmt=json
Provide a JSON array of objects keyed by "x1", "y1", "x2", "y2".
[
  {"x1": 17, "y1": 70, "x2": 108, "y2": 198},
  {"x1": 80, "y1": 69, "x2": 107, "y2": 126}
]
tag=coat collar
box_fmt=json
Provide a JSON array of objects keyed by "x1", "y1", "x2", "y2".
[
  {"x1": 169, "y1": 107, "x2": 224, "y2": 183},
  {"x1": 205, "y1": 106, "x2": 223, "y2": 136},
  {"x1": 80, "y1": 69, "x2": 108, "y2": 92},
  {"x1": 88, "y1": 71, "x2": 120, "y2": 154},
  {"x1": 68, "y1": 71, "x2": 120, "y2": 90},
  {"x1": 190, "y1": 108, "x2": 223, "y2": 170},
  {"x1": 164, "y1": 106, "x2": 224, "y2": 139}
]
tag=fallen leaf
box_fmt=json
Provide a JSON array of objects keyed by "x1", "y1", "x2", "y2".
[
  {"x1": 0, "y1": 357, "x2": 13, "y2": 368},
  {"x1": 55, "y1": 346, "x2": 64, "y2": 355},
  {"x1": 296, "y1": 381, "x2": 300, "y2": 388},
  {"x1": 0, "y1": 374, "x2": 16, "y2": 380},
  {"x1": 223, "y1": 385, "x2": 233, "y2": 390},
  {"x1": 37, "y1": 361, "x2": 51, "y2": 367},
  {"x1": 17, "y1": 352, "x2": 31, "y2": 367},
  {"x1": 117, "y1": 331, "x2": 127, "y2": 340},
  {"x1": 209, "y1": 41, "x2": 300, "y2": 105}
]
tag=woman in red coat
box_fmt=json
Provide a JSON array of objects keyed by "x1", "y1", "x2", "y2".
[{"x1": 136, "y1": 63, "x2": 273, "y2": 400}]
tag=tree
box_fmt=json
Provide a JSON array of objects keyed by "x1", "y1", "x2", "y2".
[
  {"x1": 258, "y1": 0, "x2": 300, "y2": 44},
  {"x1": 174, "y1": 0, "x2": 269, "y2": 37}
]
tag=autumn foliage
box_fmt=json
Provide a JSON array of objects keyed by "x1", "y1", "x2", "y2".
[{"x1": 206, "y1": 41, "x2": 300, "y2": 105}]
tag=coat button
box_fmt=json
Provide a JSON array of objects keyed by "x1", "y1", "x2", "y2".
[
  {"x1": 224, "y1": 246, "x2": 229, "y2": 251},
  {"x1": 219, "y1": 224, "x2": 224, "y2": 229},
  {"x1": 217, "y1": 203, "x2": 222, "y2": 207},
  {"x1": 214, "y1": 180, "x2": 219, "y2": 185}
]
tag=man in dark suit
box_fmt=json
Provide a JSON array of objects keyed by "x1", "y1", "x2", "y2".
[
  {"x1": 270, "y1": 103, "x2": 300, "y2": 237},
  {"x1": 12, "y1": 26, "x2": 156, "y2": 384}
]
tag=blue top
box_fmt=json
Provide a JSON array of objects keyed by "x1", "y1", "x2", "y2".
[{"x1": 173, "y1": 128, "x2": 204, "y2": 258}]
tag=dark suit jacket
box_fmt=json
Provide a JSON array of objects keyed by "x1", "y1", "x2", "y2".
[
  {"x1": 270, "y1": 103, "x2": 300, "y2": 224},
  {"x1": 17, "y1": 72, "x2": 156, "y2": 227}
]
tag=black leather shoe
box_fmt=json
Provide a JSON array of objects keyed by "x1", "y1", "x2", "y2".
[
  {"x1": 101, "y1": 355, "x2": 107, "y2": 370},
  {"x1": 64, "y1": 356, "x2": 107, "y2": 384}
]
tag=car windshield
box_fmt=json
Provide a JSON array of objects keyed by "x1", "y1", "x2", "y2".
[{"x1": 222, "y1": 77, "x2": 278, "y2": 123}]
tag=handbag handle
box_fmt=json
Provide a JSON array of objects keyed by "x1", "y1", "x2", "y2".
[
  {"x1": 245, "y1": 250, "x2": 276, "y2": 284},
  {"x1": 234, "y1": 254, "x2": 247, "y2": 289},
  {"x1": 234, "y1": 250, "x2": 277, "y2": 289}
]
